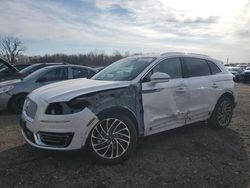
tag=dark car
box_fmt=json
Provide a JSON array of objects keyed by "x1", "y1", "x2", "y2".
[
  {"x1": 0, "y1": 58, "x2": 20, "y2": 82},
  {"x1": 14, "y1": 64, "x2": 32, "y2": 70},
  {"x1": 238, "y1": 70, "x2": 250, "y2": 83}
]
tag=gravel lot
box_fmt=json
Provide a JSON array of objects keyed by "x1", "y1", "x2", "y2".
[{"x1": 0, "y1": 84, "x2": 250, "y2": 188}]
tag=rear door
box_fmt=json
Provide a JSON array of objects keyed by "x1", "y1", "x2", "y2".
[
  {"x1": 182, "y1": 57, "x2": 214, "y2": 124},
  {"x1": 141, "y1": 57, "x2": 190, "y2": 135}
]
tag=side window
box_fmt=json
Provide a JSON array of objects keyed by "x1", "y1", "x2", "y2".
[
  {"x1": 183, "y1": 58, "x2": 211, "y2": 77},
  {"x1": 207, "y1": 61, "x2": 221, "y2": 74},
  {"x1": 72, "y1": 68, "x2": 89, "y2": 79},
  {"x1": 143, "y1": 58, "x2": 182, "y2": 82},
  {"x1": 40, "y1": 68, "x2": 68, "y2": 82}
]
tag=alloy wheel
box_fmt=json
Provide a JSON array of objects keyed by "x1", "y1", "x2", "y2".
[
  {"x1": 90, "y1": 118, "x2": 131, "y2": 159},
  {"x1": 217, "y1": 100, "x2": 232, "y2": 127}
]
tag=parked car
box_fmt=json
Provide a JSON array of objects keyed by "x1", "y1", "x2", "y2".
[
  {"x1": 14, "y1": 63, "x2": 32, "y2": 70},
  {"x1": 0, "y1": 58, "x2": 21, "y2": 82},
  {"x1": 237, "y1": 70, "x2": 250, "y2": 83},
  {"x1": 226, "y1": 66, "x2": 244, "y2": 75},
  {"x1": 0, "y1": 65, "x2": 97, "y2": 113},
  {"x1": 19, "y1": 63, "x2": 64, "y2": 76},
  {"x1": 20, "y1": 52, "x2": 237, "y2": 164},
  {"x1": 245, "y1": 67, "x2": 250, "y2": 70}
]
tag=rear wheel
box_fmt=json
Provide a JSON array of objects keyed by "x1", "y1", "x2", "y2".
[
  {"x1": 209, "y1": 96, "x2": 233, "y2": 128},
  {"x1": 9, "y1": 94, "x2": 27, "y2": 114},
  {"x1": 87, "y1": 113, "x2": 137, "y2": 164}
]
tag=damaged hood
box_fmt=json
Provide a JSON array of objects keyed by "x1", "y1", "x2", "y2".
[{"x1": 31, "y1": 78, "x2": 131, "y2": 103}]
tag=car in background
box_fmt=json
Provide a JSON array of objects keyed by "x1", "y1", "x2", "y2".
[
  {"x1": 245, "y1": 67, "x2": 250, "y2": 70},
  {"x1": 0, "y1": 65, "x2": 98, "y2": 113},
  {"x1": 237, "y1": 70, "x2": 250, "y2": 83},
  {"x1": 14, "y1": 63, "x2": 32, "y2": 70},
  {"x1": 20, "y1": 52, "x2": 237, "y2": 164},
  {"x1": 0, "y1": 58, "x2": 20, "y2": 82},
  {"x1": 226, "y1": 66, "x2": 244, "y2": 75},
  {"x1": 19, "y1": 62, "x2": 64, "y2": 76}
]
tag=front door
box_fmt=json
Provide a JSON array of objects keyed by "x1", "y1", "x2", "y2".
[
  {"x1": 141, "y1": 57, "x2": 190, "y2": 136},
  {"x1": 36, "y1": 67, "x2": 69, "y2": 87}
]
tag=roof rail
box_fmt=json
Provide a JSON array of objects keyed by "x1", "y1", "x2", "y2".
[
  {"x1": 187, "y1": 53, "x2": 210, "y2": 57},
  {"x1": 160, "y1": 52, "x2": 185, "y2": 56},
  {"x1": 160, "y1": 52, "x2": 210, "y2": 58}
]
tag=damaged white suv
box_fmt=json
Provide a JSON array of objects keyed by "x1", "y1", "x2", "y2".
[{"x1": 20, "y1": 52, "x2": 237, "y2": 164}]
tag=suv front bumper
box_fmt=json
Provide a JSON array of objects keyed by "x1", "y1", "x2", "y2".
[{"x1": 20, "y1": 95, "x2": 99, "y2": 150}]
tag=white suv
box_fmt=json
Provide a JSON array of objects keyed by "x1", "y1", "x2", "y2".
[{"x1": 20, "y1": 52, "x2": 237, "y2": 164}]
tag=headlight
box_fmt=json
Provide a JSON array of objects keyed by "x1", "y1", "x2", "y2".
[
  {"x1": 0, "y1": 85, "x2": 14, "y2": 94},
  {"x1": 45, "y1": 98, "x2": 90, "y2": 115},
  {"x1": 68, "y1": 97, "x2": 90, "y2": 109}
]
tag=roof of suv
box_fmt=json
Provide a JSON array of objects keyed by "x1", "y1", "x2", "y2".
[{"x1": 130, "y1": 52, "x2": 211, "y2": 59}]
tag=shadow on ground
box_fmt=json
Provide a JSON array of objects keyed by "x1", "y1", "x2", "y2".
[{"x1": 0, "y1": 123, "x2": 249, "y2": 188}]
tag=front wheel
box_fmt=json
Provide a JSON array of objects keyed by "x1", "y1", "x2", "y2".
[
  {"x1": 87, "y1": 113, "x2": 137, "y2": 164},
  {"x1": 209, "y1": 96, "x2": 233, "y2": 128}
]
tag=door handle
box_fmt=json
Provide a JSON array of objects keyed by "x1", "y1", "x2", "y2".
[
  {"x1": 176, "y1": 87, "x2": 186, "y2": 93},
  {"x1": 212, "y1": 83, "x2": 218, "y2": 88}
]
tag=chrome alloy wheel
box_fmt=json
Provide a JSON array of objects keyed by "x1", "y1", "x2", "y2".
[
  {"x1": 217, "y1": 100, "x2": 232, "y2": 127},
  {"x1": 90, "y1": 118, "x2": 131, "y2": 159}
]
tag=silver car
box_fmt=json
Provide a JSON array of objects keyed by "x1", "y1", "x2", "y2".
[{"x1": 0, "y1": 64, "x2": 98, "y2": 113}]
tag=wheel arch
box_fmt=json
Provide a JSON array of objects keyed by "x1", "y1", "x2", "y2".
[
  {"x1": 8, "y1": 92, "x2": 29, "y2": 110},
  {"x1": 219, "y1": 92, "x2": 235, "y2": 105},
  {"x1": 96, "y1": 106, "x2": 139, "y2": 136}
]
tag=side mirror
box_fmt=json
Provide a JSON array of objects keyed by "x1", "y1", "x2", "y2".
[
  {"x1": 37, "y1": 77, "x2": 47, "y2": 83},
  {"x1": 150, "y1": 72, "x2": 170, "y2": 83}
]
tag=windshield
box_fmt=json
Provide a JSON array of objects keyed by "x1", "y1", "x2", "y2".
[
  {"x1": 20, "y1": 64, "x2": 39, "y2": 74},
  {"x1": 24, "y1": 67, "x2": 47, "y2": 81},
  {"x1": 92, "y1": 57, "x2": 155, "y2": 81}
]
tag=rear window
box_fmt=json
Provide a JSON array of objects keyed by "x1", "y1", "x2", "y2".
[
  {"x1": 208, "y1": 61, "x2": 222, "y2": 74},
  {"x1": 183, "y1": 57, "x2": 211, "y2": 77}
]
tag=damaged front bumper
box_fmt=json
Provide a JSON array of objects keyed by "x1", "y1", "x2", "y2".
[{"x1": 20, "y1": 95, "x2": 99, "y2": 150}]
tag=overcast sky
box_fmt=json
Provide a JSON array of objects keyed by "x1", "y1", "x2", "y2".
[{"x1": 0, "y1": 0, "x2": 250, "y2": 62}]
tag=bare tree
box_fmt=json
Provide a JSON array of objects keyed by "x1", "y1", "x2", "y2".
[{"x1": 0, "y1": 36, "x2": 26, "y2": 64}]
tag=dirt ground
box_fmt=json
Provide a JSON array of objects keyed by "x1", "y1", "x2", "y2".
[{"x1": 0, "y1": 84, "x2": 250, "y2": 188}]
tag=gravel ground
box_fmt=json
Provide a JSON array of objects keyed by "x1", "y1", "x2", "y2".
[{"x1": 0, "y1": 84, "x2": 249, "y2": 188}]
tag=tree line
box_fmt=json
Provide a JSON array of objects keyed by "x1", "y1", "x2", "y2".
[
  {"x1": 0, "y1": 36, "x2": 131, "y2": 67},
  {"x1": 18, "y1": 52, "x2": 125, "y2": 67}
]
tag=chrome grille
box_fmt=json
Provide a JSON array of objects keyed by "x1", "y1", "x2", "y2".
[{"x1": 24, "y1": 98, "x2": 37, "y2": 120}]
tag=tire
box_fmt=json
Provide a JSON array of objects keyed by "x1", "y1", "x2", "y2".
[
  {"x1": 209, "y1": 96, "x2": 233, "y2": 128},
  {"x1": 9, "y1": 94, "x2": 27, "y2": 114},
  {"x1": 87, "y1": 113, "x2": 137, "y2": 164}
]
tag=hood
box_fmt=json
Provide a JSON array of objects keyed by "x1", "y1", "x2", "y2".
[
  {"x1": 31, "y1": 78, "x2": 131, "y2": 103},
  {"x1": 0, "y1": 79, "x2": 22, "y2": 87}
]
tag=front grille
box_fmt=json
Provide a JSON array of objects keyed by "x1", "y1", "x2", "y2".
[
  {"x1": 24, "y1": 98, "x2": 37, "y2": 120},
  {"x1": 37, "y1": 132, "x2": 74, "y2": 147}
]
